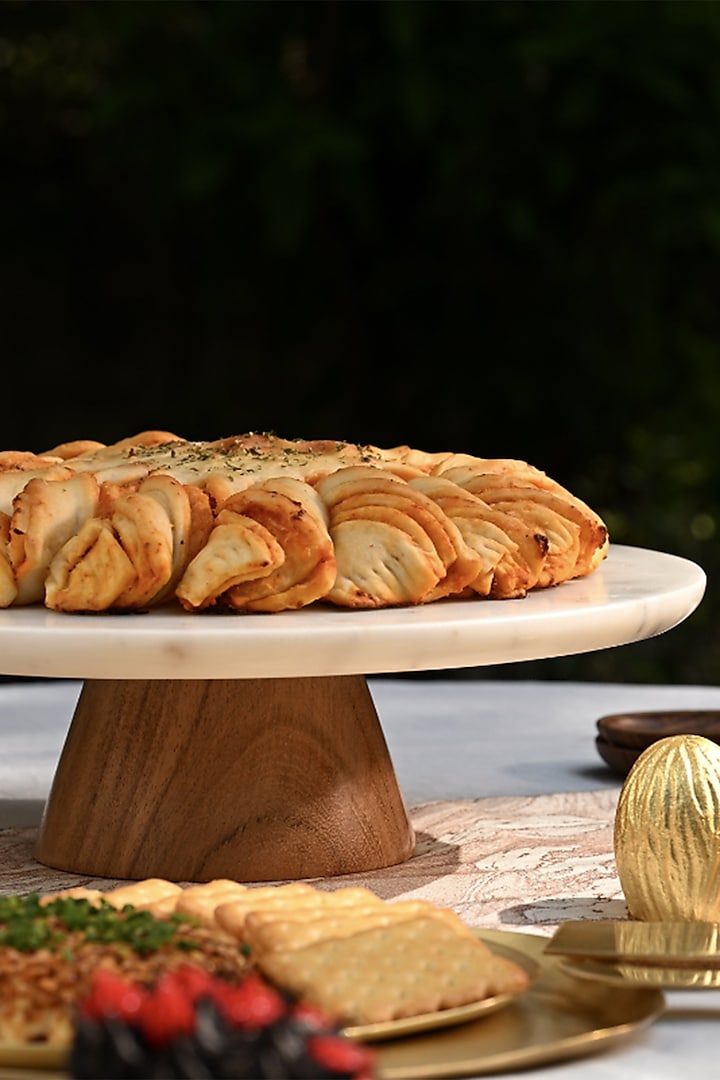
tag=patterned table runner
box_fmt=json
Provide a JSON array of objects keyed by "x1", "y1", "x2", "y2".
[{"x1": 0, "y1": 788, "x2": 625, "y2": 934}]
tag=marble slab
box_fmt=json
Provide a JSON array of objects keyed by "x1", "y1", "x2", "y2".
[{"x1": 0, "y1": 546, "x2": 705, "y2": 679}]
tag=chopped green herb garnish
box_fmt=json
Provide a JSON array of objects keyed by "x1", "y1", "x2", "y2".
[{"x1": 0, "y1": 893, "x2": 200, "y2": 955}]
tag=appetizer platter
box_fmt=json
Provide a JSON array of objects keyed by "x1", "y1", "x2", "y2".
[
  {"x1": 0, "y1": 877, "x2": 533, "y2": 1075},
  {"x1": 0, "y1": 879, "x2": 665, "y2": 1080},
  {"x1": 0, "y1": 430, "x2": 706, "y2": 882}
]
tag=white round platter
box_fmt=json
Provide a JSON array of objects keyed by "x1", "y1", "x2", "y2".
[{"x1": 0, "y1": 545, "x2": 705, "y2": 681}]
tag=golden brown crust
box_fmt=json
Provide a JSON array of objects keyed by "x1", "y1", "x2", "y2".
[
  {"x1": 176, "y1": 510, "x2": 286, "y2": 611},
  {"x1": 222, "y1": 477, "x2": 336, "y2": 612},
  {"x1": 8, "y1": 474, "x2": 101, "y2": 606},
  {"x1": 438, "y1": 459, "x2": 609, "y2": 588},
  {"x1": 0, "y1": 512, "x2": 17, "y2": 608},
  {"x1": 39, "y1": 439, "x2": 107, "y2": 461}
]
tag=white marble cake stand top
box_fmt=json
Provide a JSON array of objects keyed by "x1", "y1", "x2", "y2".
[{"x1": 0, "y1": 545, "x2": 705, "y2": 681}]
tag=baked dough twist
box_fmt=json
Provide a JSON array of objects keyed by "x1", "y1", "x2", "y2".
[{"x1": 0, "y1": 431, "x2": 609, "y2": 613}]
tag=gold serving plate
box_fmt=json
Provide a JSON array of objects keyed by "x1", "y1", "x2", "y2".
[
  {"x1": 545, "y1": 919, "x2": 720, "y2": 968},
  {"x1": 374, "y1": 930, "x2": 664, "y2": 1079},
  {"x1": 557, "y1": 957, "x2": 720, "y2": 990},
  {"x1": 546, "y1": 920, "x2": 720, "y2": 990},
  {"x1": 0, "y1": 1041, "x2": 68, "y2": 1072}
]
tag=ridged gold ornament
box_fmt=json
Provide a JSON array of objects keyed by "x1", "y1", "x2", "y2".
[{"x1": 614, "y1": 733, "x2": 720, "y2": 921}]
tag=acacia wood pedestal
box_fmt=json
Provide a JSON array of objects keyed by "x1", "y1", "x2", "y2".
[{"x1": 34, "y1": 675, "x2": 415, "y2": 883}]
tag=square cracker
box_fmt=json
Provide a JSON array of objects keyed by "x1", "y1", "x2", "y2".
[
  {"x1": 39, "y1": 887, "x2": 105, "y2": 907},
  {"x1": 102, "y1": 879, "x2": 183, "y2": 912},
  {"x1": 244, "y1": 899, "x2": 476, "y2": 954},
  {"x1": 177, "y1": 881, "x2": 318, "y2": 928},
  {"x1": 255, "y1": 915, "x2": 530, "y2": 1026},
  {"x1": 214, "y1": 885, "x2": 382, "y2": 942},
  {"x1": 40, "y1": 879, "x2": 183, "y2": 914},
  {"x1": 173, "y1": 879, "x2": 253, "y2": 925}
]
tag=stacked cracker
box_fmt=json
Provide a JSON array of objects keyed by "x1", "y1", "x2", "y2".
[{"x1": 53, "y1": 877, "x2": 530, "y2": 1028}]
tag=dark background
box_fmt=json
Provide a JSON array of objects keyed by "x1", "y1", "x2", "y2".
[{"x1": 2, "y1": 0, "x2": 719, "y2": 684}]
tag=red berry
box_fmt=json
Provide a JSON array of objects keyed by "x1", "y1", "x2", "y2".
[
  {"x1": 139, "y1": 973, "x2": 197, "y2": 1047},
  {"x1": 290, "y1": 1000, "x2": 332, "y2": 1031},
  {"x1": 166, "y1": 964, "x2": 216, "y2": 1002},
  {"x1": 81, "y1": 970, "x2": 147, "y2": 1023},
  {"x1": 308, "y1": 1034, "x2": 376, "y2": 1077},
  {"x1": 213, "y1": 973, "x2": 286, "y2": 1030}
]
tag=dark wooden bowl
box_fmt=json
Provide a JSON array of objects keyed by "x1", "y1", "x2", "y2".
[
  {"x1": 596, "y1": 710, "x2": 720, "y2": 751},
  {"x1": 595, "y1": 735, "x2": 642, "y2": 777}
]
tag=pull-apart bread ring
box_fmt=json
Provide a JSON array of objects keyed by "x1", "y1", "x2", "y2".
[
  {"x1": 45, "y1": 476, "x2": 214, "y2": 612},
  {"x1": 436, "y1": 456, "x2": 608, "y2": 588},
  {"x1": 221, "y1": 477, "x2": 336, "y2": 612},
  {"x1": 175, "y1": 510, "x2": 286, "y2": 611},
  {"x1": 0, "y1": 431, "x2": 609, "y2": 613},
  {"x1": 177, "y1": 476, "x2": 336, "y2": 613},
  {"x1": 407, "y1": 474, "x2": 548, "y2": 599},
  {"x1": 315, "y1": 466, "x2": 483, "y2": 607},
  {"x1": 0, "y1": 514, "x2": 17, "y2": 608},
  {"x1": 9, "y1": 473, "x2": 101, "y2": 605}
]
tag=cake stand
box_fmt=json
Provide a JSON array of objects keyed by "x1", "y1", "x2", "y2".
[{"x1": 0, "y1": 545, "x2": 706, "y2": 884}]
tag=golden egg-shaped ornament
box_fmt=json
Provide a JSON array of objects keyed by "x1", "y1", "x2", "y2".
[{"x1": 614, "y1": 733, "x2": 720, "y2": 921}]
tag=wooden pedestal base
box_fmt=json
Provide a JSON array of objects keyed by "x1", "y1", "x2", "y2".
[{"x1": 34, "y1": 675, "x2": 415, "y2": 883}]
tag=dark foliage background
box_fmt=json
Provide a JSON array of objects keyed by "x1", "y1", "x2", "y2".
[{"x1": 1, "y1": 0, "x2": 719, "y2": 684}]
